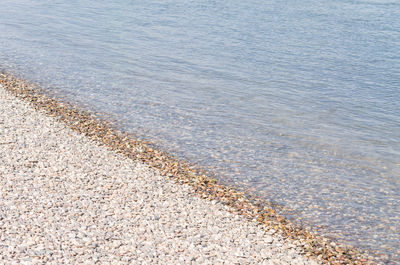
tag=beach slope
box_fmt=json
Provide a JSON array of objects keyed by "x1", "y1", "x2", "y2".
[{"x1": 0, "y1": 85, "x2": 319, "y2": 264}]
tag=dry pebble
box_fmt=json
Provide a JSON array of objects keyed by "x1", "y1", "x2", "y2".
[{"x1": 0, "y1": 86, "x2": 321, "y2": 264}]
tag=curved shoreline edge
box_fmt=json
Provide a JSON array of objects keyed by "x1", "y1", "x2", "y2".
[{"x1": 0, "y1": 71, "x2": 380, "y2": 264}]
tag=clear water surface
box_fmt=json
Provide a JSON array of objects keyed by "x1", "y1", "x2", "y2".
[{"x1": 0, "y1": 0, "x2": 399, "y2": 261}]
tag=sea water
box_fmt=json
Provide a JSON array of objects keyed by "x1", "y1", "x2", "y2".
[{"x1": 1, "y1": 0, "x2": 399, "y2": 260}]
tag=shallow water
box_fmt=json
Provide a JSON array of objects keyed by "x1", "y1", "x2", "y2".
[{"x1": 1, "y1": 0, "x2": 399, "y2": 261}]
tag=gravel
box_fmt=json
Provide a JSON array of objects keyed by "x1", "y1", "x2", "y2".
[{"x1": 0, "y1": 85, "x2": 321, "y2": 264}]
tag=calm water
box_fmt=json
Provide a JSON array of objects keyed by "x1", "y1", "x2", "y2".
[{"x1": 1, "y1": 0, "x2": 399, "y2": 261}]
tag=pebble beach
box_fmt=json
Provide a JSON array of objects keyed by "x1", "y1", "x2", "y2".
[
  {"x1": 0, "y1": 84, "x2": 323, "y2": 264},
  {"x1": 1, "y1": 72, "x2": 385, "y2": 264}
]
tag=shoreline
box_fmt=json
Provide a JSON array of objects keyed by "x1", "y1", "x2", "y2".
[{"x1": 0, "y1": 71, "x2": 379, "y2": 264}]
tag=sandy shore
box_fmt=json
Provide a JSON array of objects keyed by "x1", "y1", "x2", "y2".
[{"x1": 0, "y1": 85, "x2": 323, "y2": 264}]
